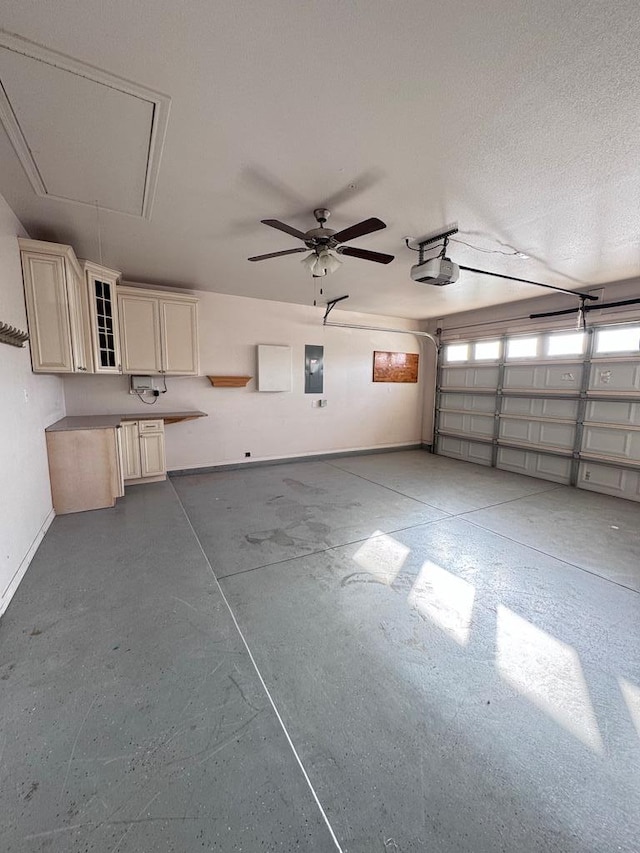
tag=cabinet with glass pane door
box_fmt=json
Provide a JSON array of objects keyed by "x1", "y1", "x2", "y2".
[{"x1": 83, "y1": 261, "x2": 122, "y2": 373}]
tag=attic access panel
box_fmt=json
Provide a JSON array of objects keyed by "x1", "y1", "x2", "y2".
[{"x1": 0, "y1": 32, "x2": 170, "y2": 218}]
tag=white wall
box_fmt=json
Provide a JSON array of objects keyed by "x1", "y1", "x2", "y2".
[
  {"x1": 0, "y1": 195, "x2": 65, "y2": 615},
  {"x1": 63, "y1": 290, "x2": 426, "y2": 470}
]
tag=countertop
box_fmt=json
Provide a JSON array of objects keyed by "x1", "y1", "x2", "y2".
[{"x1": 46, "y1": 411, "x2": 207, "y2": 432}]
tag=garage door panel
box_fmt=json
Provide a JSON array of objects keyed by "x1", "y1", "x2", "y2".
[
  {"x1": 439, "y1": 411, "x2": 494, "y2": 437},
  {"x1": 578, "y1": 462, "x2": 640, "y2": 502},
  {"x1": 497, "y1": 448, "x2": 571, "y2": 483},
  {"x1": 501, "y1": 397, "x2": 579, "y2": 419},
  {"x1": 440, "y1": 365, "x2": 499, "y2": 390},
  {"x1": 540, "y1": 421, "x2": 575, "y2": 449},
  {"x1": 582, "y1": 425, "x2": 640, "y2": 462},
  {"x1": 503, "y1": 364, "x2": 582, "y2": 392},
  {"x1": 499, "y1": 418, "x2": 531, "y2": 442},
  {"x1": 439, "y1": 393, "x2": 495, "y2": 413},
  {"x1": 499, "y1": 418, "x2": 575, "y2": 450},
  {"x1": 588, "y1": 361, "x2": 640, "y2": 394},
  {"x1": 584, "y1": 400, "x2": 640, "y2": 426},
  {"x1": 438, "y1": 436, "x2": 492, "y2": 466}
]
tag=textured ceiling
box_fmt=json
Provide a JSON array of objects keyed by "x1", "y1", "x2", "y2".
[{"x1": 1, "y1": 0, "x2": 640, "y2": 319}]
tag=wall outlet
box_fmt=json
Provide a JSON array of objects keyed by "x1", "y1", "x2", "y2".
[{"x1": 245, "y1": 451, "x2": 251, "y2": 457}]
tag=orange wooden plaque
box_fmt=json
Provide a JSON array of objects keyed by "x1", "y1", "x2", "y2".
[{"x1": 373, "y1": 351, "x2": 419, "y2": 383}]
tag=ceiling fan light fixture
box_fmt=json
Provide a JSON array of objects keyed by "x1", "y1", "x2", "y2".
[
  {"x1": 321, "y1": 250, "x2": 342, "y2": 275},
  {"x1": 302, "y1": 248, "x2": 341, "y2": 277},
  {"x1": 301, "y1": 252, "x2": 317, "y2": 272},
  {"x1": 312, "y1": 257, "x2": 327, "y2": 276}
]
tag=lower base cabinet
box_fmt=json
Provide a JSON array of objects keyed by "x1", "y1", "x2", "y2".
[{"x1": 120, "y1": 419, "x2": 166, "y2": 484}]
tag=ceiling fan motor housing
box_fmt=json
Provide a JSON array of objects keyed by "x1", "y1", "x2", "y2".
[{"x1": 304, "y1": 229, "x2": 336, "y2": 250}]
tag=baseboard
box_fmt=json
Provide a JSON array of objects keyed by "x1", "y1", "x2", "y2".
[
  {"x1": 169, "y1": 443, "x2": 427, "y2": 477},
  {"x1": 0, "y1": 507, "x2": 56, "y2": 618}
]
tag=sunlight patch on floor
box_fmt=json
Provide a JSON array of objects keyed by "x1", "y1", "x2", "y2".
[
  {"x1": 352, "y1": 531, "x2": 410, "y2": 584},
  {"x1": 496, "y1": 605, "x2": 603, "y2": 753},
  {"x1": 618, "y1": 676, "x2": 640, "y2": 740},
  {"x1": 407, "y1": 561, "x2": 475, "y2": 646}
]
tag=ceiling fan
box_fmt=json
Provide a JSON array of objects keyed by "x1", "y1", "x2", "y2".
[{"x1": 248, "y1": 208, "x2": 394, "y2": 277}]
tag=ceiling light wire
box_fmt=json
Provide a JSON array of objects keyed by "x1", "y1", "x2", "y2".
[
  {"x1": 405, "y1": 235, "x2": 527, "y2": 258},
  {"x1": 95, "y1": 201, "x2": 103, "y2": 265},
  {"x1": 450, "y1": 237, "x2": 524, "y2": 257}
]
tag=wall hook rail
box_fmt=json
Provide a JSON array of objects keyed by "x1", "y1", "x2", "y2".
[{"x1": 0, "y1": 321, "x2": 29, "y2": 348}]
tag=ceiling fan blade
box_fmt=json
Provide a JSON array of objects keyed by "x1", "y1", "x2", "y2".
[
  {"x1": 332, "y1": 217, "x2": 386, "y2": 244},
  {"x1": 337, "y1": 246, "x2": 394, "y2": 264},
  {"x1": 248, "y1": 248, "x2": 308, "y2": 261},
  {"x1": 261, "y1": 219, "x2": 308, "y2": 241}
]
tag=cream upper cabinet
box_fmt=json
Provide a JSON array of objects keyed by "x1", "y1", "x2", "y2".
[
  {"x1": 118, "y1": 286, "x2": 199, "y2": 376},
  {"x1": 160, "y1": 298, "x2": 199, "y2": 375},
  {"x1": 83, "y1": 261, "x2": 122, "y2": 374},
  {"x1": 66, "y1": 260, "x2": 92, "y2": 373},
  {"x1": 118, "y1": 291, "x2": 163, "y2": 374},
  {"x1": 19, "y1": 239, "x2": 92, "y2": 373}
]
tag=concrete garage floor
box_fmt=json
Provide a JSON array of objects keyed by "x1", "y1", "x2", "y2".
[{"x1": 2, "y1": 451, "x2": 640, "y2": 852}]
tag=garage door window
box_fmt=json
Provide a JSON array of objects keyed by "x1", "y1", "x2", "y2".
[
  {"x1": 474, "y1": 340, "x2": 500, "y2": 360},
  {"x1": 595, "y1": 326, "x2": 640, "y2": 354},
  {"x1": 445, "y1": 343, "x2": 469, "y2": 362},
  {"x1": 506, "y1": 336, "x2": 538, "y2": 359},
  {"x1": 546, "y1": 332, "x2": 585, "y2": 356}
]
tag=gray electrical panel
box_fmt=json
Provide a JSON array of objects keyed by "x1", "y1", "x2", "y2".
[{"x1": 305, "y1": 345, "x2": 324, "y2": 394}]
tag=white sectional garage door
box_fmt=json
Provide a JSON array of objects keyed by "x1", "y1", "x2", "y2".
[{"x1": 435, "y1": 323, "x2": 640, "y2": 502}]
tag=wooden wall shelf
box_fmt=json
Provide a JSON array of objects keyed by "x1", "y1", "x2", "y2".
[{"x1": 207, "y1": 375, "x2": 252, "y2": 388}]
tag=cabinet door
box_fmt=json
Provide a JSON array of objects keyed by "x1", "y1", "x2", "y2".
[
  {"x1": 66, "y1": 261, "x2": 92, "y2": 373},
  {"x1": 21, "y1": 251, "x2": 74, "y2": 372},
  {"x1": 120, "y1": 421, "x2": 142, "y2": 480},
  {"x1": 140, "y1": 431, "x2": 166, "y2": 477},
  {"x1": 118, "y1": 293, "x2": 162, "y2": 374},
  {"x1": 160, "y1": 299, "x2": 199, "y2": 375},
  {"x1": 87, "y1": 270, "x2": 121, "y2": 373}
]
